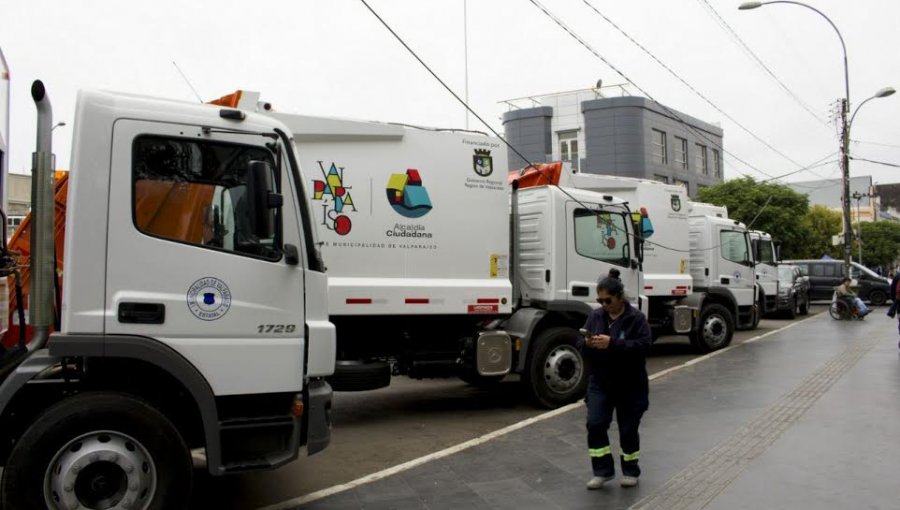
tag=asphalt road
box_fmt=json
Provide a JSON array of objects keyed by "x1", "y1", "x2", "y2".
[{"x1": 193, "y1": 306, "x2": 827, "y2": 509}]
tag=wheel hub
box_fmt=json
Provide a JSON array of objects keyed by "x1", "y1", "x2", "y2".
[
  {"x1": 702, "y1": 315, "x2": 727, "y2": 347},
  {"x1": 543, "y1": 345, "x2": 582, "y2": 394},
  {"x1": 44, "y1": 431, "x2": 156, "y2": 510}
]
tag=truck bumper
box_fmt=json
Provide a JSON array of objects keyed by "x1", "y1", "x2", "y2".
[{"x1": 306, "y1": 379, "x2": 333, "y2": 455}]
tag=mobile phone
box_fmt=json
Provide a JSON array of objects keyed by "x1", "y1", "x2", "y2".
[{"x1": 578, "y1": 328, "x2": 590, "y2": 336}]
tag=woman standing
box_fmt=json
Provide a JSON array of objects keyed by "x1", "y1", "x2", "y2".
[{"x1": 581, "y1": 270, "x2": 652, "y2": 489}]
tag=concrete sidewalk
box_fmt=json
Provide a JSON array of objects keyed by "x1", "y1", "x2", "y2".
[{"x1": 277, "y1": 312, "x2": 900, "y2": 510}]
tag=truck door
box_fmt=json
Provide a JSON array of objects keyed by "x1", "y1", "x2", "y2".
[
  {"x1": 104, "y1": 120, "x2": 307, "y2": 397},
  {"x1": 566, "y1": 203, "x2": 640, "y2": 307},
  {"x1": 716, "y1": 228, "x2": 755, "y2": 307}
]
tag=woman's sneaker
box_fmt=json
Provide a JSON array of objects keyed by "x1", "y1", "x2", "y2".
[
  {"x1": 586, "y1": 475, "x2": 615, "y2": 490},
  {"x1": 620, "y1": 476, "x2": 639, "y2": 488}
]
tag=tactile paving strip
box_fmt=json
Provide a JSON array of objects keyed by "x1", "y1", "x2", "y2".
[{"x1": 631, "y1": 337, "x2": 878, "y2": 510}]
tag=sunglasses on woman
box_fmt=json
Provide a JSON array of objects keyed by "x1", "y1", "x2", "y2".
[{"x1": 596, "y1": 297, "x2": 615, "y2": 305}]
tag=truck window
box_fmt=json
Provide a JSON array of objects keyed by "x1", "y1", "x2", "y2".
[
  {"x1": 720, "y1": 230, "x2": 748, "y2": 264},
  {"x1": 756, "y1": 240, "x2": 775, "y2": 264},
  {"x1": 573, "y1": 209, "x2": 630, "y2": 266},
  {"x1": 132, "y1": 136, "x2": 280, "y2": 260}
]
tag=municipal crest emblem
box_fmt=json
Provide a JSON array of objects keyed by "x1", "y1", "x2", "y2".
[
  {"x1": 670, "y1": 194, "x2": 682, "y2": 212},
  {"x1": 473, "y1": 149, "x2": 493, "y2": 177}
]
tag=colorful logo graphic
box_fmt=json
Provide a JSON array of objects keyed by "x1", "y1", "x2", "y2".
[
  {"x1": 670, "y1": 194, "x2": 682, "y2": 212},
  {"x1": 473, "y1": 149, "x2": 493, "y2": 177},
  {"x1": 187, "y1": 277, "x2": 232, "y2": 321},
  {"x1": 313, "y1": 162, "x2": 356, "y2": 236},
  {"x1": 386, "y1": 169, "x2": 432, "y2": 218}
]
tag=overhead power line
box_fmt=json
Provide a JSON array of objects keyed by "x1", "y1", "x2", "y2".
[
  {"x1": 761, "y1": 153, "x2": 839, "y2": 182},
  {"x1": 581, "y1": 0, "x2": 830, "y2": 181},
  {"x1": 850, "y1": 156, "x2": 900, "y2": 169},
  {"x1": 527, "y1": 0, "x2": 777, "y2": 180},
  {"x1": 693, "y1": 0, "x2": 832, "y2": 129},
  {"x1": 852, "y1": 139, "x2": 900, "y2": 150},
  {"x1": 357, "y1": 0, "x2": 754, "y2": 255}
]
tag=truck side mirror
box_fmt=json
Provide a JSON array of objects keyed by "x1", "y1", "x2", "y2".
[{"x1": 245, "y1": 160, "x2": 280, "y2": 240}]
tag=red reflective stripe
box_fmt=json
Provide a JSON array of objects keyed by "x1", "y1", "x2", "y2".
[
  {"x1": 405, "y1": 298, "x2": 429, "y2": 304},
  {"x1": 643, "y1": 286, "x2": 654, "y2": 290},
  {"x1": 477, "y1": 298, "x2": 500, "y2": 304},
  {"x1": 346, "y1": 298, "x2": 372, "y2": 304},
  {"x1": 675, "y1": 286, "x2": 689, "y2": 289}
]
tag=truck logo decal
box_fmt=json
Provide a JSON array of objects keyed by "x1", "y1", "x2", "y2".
[
  {"x1": 670, "y1": 194, "x2": 682, "y2": 212},
  {"x1": 312, "y1": 162, "x2": 356, "y2": 236},
  {"x1": 386, "y1": 169, "x2": 433, "y2": 218},
  {"x1": 187, "y1": 277, "x2": 232, "y2": 321},
  {"x1": 473, "y1": 149, "x2": 493, "y2": 177}
]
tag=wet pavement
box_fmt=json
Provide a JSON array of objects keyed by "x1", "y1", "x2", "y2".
[{"x1": 261, "y1": 311, "x2": 900, "y2": 510}]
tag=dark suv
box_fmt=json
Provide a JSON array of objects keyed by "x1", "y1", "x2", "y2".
[{"x1": 784, "y1": 259, "x2": 891, "y2": 305}]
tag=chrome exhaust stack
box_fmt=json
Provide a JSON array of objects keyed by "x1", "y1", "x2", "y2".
[{"x1": 28, "y1": 79, "x2": 54, "y2": 351}]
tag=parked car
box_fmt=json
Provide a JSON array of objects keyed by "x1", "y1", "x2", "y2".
[
  {"x1": 773, "y1": 264, "x2": 810, "y2": 319},
  {"x1": 785, "y1": 259, "x2": 891, "y2": 305}
]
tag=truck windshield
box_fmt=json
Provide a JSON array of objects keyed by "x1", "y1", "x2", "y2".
[
  {"x1": 573, "y1": 209, "x2": 630, "y2": 267},
  {"x1": 756, "y1": 240, "x2": 775, "y2": 264},
  {"x1": 721, "y1": 230, "x2": 749, "y2": 264}
]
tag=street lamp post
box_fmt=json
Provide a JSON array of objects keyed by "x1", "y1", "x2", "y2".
[{"x1": 739, "y1": 1, "x2": 852, "y2": 276}]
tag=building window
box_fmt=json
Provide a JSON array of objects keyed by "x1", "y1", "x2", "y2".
[
  {"x1": 559, "y1": 131, "x2": 579, "y2": 170},
  {"x1": 695, "y1": 144, "x2": 708, "y2": 175},
  {"x1": 675, "y1": 137, "x2": 688, "y2": 170},
  {"x1": 712, "y1": 149, "x2": 721, "y2": 178},
  {"x1": 654, "y1": 174, "x2": 669, "y2": 184},
  {"x1": 652, "y1": 129, "x2": 667, "y2": 164},
  {"x1": 674, "y1": 179, "x2": 689, "y2": 195}
]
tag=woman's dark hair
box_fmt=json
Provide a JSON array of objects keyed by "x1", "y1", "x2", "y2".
[{"x1": 597, "y1": 268, "x2": 624, "y2": 297}]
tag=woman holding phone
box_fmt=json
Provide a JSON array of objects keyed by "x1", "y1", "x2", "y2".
[{"x1": 580, "y1": 269, "x2": 652, "y2": 490}]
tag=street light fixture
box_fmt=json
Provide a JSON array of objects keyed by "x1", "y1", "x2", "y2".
[
  {"x1": 50, "y1": 121, "x2": 66, "y2": 132},
  {"x1": 739, "y1": 1, "x2": 854, "y2": 277}
]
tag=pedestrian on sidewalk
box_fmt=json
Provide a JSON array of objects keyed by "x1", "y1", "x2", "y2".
[
  {"x1": 835, "y1": 277, "x2": 869, "y2": 318},
  {"x1": 889, "y1": 272, "x2": 900, "y2": 350},
  {"x1": 580, "y1": 269, "x2": 652, "y2": 490}
]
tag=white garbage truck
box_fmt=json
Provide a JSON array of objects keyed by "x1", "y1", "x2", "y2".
[
  {"x1": 0, "y1": 75, "x2": 335, "y2": 508},
  {"x1": 218, "y1": 92, "x2": 754, "y2": 407},
  {"x1": 556, "y1": 170, "x2": 758, "y2": 351},
  {"x1": 687, "y1": 202, "x2": 780, "y2": 324},
  {"x1": 213, "y1": 91, "x2": 651, "y2": 408}
]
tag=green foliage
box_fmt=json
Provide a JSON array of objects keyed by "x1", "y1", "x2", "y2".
[
  {"x1": 696, "y1": 177, "x2": 810, "y2": 258},
  {"x1": 856, "y1": 221, "x2": 900, "y2": 269},
  {"x1": 800, "y1": 205, "x2": 843, "y2": 259}
]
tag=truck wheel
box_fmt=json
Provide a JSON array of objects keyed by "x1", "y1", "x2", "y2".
[
  {"x1": 327, "y1": 360, "x2": 391, "y2": 391},
  {"x1": 868, "y1": 289, "x2": 888, "y2": 306},
  {"x1": 524, "y1": 327, "x2": 587, "y2": 409},
  {"x1": 1, "y1": 392, "x2": 192, "y2": 510},
  {"x1": 690, "y1": 304, "x2": 734, "y2": 353}
]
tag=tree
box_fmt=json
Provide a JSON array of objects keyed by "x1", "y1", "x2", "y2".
[
  {"x1": 856, "y1": 220, "x2": 900, "y2": 270},
  {"x1": 696, "y1": 177, "x2": 810, "y2": 259},
  {"x1": 799, "y1": 205, "x2": 842, "y2": 260}
]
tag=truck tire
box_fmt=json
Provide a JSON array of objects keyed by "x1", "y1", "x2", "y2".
[
  {"x1": 523, "y1": 327, "x2": 587, "y2": 409},
  {"x1": 327, "y1": 360, "x2": 391, "y2": 391},
  {"x1": 868, "y1": 289, "x2": 888, "y2": 306},
  {"x1": 689, "y1": 304, "x2": 734, "y2": 353},
  {"x1": 1, "y1": 392, "x2": 192, "y2": 510}
]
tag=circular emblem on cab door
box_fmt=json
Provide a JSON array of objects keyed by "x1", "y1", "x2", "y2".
[{"x1": 187, "y1": 277, "x2": 232, "y2": 321}]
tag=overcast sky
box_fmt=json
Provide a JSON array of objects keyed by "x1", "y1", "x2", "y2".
[{"x1": 3, "y1": 0, "x2": 899, "y2": 187}]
